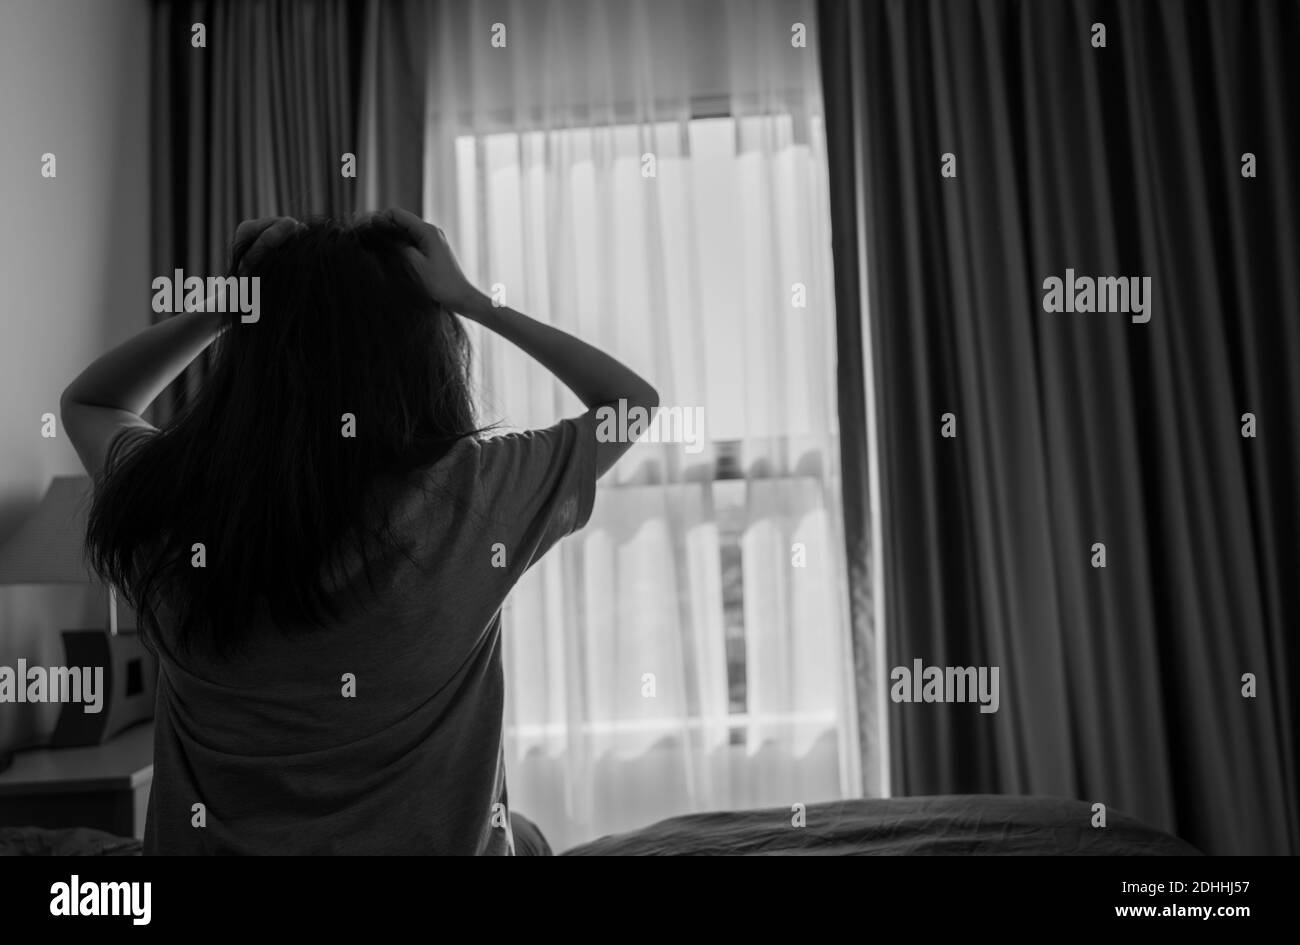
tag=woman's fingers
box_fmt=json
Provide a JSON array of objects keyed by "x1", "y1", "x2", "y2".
[
  {"x1": 233, "y1": 216, "x2": 281, "y2": 246},
  {"x1": 399, "y1": 245, "x2": 438, "y2": 297},
  {"x1": 234, "y1": 216, "x2": 301, "y2": 272},
  {"x1": 380, "y1": 207, "x2": 438, "y2": 256},
  {"x1": 232, "y1": 216, "x2": 287, "y2": 257}
]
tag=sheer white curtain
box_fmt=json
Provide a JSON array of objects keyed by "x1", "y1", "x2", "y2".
[{"x1": 418, "y1": 0, "x2": 857, "y2": 849}]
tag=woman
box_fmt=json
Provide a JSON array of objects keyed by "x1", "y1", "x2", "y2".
[{"x1": 61, "y1": 210, "x2": 658, "y2": 855}]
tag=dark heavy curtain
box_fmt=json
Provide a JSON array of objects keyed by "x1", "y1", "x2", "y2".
[
  {"x1": 150, "y1": 0, "x2": 365, "y2": 420},
  {"x1": 357, "y1": 0, "x2": 428, "y2": 213},
  {"x1": 820, "y1": 0, "x2": 1298, "y2": 855}
]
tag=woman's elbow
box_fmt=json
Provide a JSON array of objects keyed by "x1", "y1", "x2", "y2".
[{"x1": 58, "y1": 385, "x2": 80, "y2": 423}]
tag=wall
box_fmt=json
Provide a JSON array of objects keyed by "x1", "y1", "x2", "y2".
[{"x1": 0, "y1": 0, "x2": 152, "y2": 752}]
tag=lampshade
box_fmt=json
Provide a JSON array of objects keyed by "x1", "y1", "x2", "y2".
[{"x1": 0, "y1": 475, "x2": 98, "y2": 584}]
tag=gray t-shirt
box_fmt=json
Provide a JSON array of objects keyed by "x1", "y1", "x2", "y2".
[{"x1": 132, "y1": 415, "x2": 596, "y2": 855}]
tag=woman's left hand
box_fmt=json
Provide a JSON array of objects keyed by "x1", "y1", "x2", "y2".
[{"x1": 232, "y1": 216, "x2": 302, "y2": 272}]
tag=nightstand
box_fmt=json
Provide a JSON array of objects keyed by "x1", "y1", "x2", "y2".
[{"x1": 0, "y1": 720, "x2": 153, "y2": 839}]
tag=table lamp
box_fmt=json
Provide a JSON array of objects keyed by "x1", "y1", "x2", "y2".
[{"x1": 0, "y1": 476, "x2": 156, "y2": 750}]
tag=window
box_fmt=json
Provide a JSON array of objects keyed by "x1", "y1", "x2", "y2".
[{"x1": 452, "y1": 113, "x2": 856, "y2": 847}]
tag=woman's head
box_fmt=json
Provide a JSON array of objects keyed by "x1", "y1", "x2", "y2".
[
  {"x1": 219, "y1": 215, "x2": 480, "y2": 470},
  {"x1": 87, "y1": 215, "x2": 484, "y2": 656}
]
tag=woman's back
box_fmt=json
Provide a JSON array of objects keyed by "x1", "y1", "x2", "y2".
[{"x1": 140, "y1": 417, "x2": 595, "y2": 854}]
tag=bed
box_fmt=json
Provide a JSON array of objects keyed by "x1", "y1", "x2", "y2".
[
  {"x1": 1, "y1": 794, "x2": 1201, "y2": 856},
  {"x1": 561, "y1": 795, "x2": 1202, "y2": 856}
]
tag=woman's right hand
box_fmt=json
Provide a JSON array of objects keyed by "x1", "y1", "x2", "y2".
[
  {"x1": 367, "y1": 211, "x2": 658, "y2": 481},
  {"x1": 377, "y1": 208, "x2": 486, "y2": 317}
]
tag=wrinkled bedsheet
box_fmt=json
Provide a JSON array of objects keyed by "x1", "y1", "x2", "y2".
[
  {"x1": 0, "y1": 825, "x2": 141, "y2": 856},
  {"x1": 562, "y1": 794, "x2": 1203, "y2": 855}
]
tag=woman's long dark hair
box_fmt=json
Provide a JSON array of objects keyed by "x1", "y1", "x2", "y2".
[{"x1": 87, "y1": 216, "x2": 486, "y2": 657}]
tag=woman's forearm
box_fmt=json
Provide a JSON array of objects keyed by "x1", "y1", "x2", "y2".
[
  {"x1": 62, "y1": 309, "x2": 227, "y2": 414},
  {"x1": 461, "y1": 292, "x2": 658, "y2": 411}
]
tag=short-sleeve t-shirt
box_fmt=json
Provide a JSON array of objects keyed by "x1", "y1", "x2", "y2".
[{"x1": 128, "y1": 414, "x2": 597, "y2": 855}]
